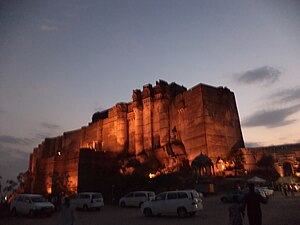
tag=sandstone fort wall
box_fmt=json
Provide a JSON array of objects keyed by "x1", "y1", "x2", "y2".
[{"x1": 29, "y1": 80, "x2": 244, "y2": 194}]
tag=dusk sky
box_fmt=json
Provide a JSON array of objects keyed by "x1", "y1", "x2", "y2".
[{"x1": 1, "y1": 0, "x2": 300, "y2": 181}]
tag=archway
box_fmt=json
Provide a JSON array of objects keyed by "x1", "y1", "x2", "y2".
[{"x1": 283, "y1": 162, "x2": 293, "y2": 176}]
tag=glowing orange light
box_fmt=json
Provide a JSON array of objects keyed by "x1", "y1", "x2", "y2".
[
  {"x1": 149, "y1": 173, "x2": 155, "y2": 179},
  {"x1": 47, "y1": 187, "x2": 52, "y2": 194}
]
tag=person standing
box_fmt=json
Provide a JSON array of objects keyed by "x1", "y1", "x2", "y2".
[
  {"x1": 57, "y1": 197, "x2": 75, "y2": 225},
  {"x1": 283, "y1": 183, "x2": 288, "y2": 196},
  {"x1": 229, "y1": 195, "x2": 244, "y2": 225},
  {"x1": 243, "y1": 183, "x2": 267, "y2": 225}
]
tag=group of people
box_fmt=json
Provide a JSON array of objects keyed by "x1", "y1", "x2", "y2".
[
  {"x1": 229, "y1": 183, "x2": 267, "y2": 225},
  {"x1": 282, "y1": 183, "x2": 296, "y2": 197}
]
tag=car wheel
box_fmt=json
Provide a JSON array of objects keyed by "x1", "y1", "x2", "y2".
[
  {"x1": 11, "y1": 207, "x2": 17, "y2": 216},
  {"x1": 177, "y1": 207, "x2": 187, "y2": 218},
  {"x1": 120, "y1": 202, "x2": 126, "y2": 208},
  {"x1": 144, "y1": 208, "x2": 152, "y2": 217},
  {"x1": 83, "y1": 205, "x2": 88, "y2": 211}
]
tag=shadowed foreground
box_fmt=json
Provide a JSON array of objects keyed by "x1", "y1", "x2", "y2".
[{"x1": 1, "y1": 192, "x2": 299, "y2": 225}]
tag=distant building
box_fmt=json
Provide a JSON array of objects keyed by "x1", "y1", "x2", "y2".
[
  {"x1": 29, "y1": 80, "x2": 245, "y2": 195},
  {"x1": 242, "y1": 143, "x2": 300, "y2": 177}
]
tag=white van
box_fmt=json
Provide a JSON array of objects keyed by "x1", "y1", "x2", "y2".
[
  {"x1": 119, "y1": 191, "x2": 155, "y2": 208},
  {"x1": 10, "y1": 194, "x2": 55, "y2": 217},
  {"x1": 141, "y1": 190, "x2": 203, "y2": 217},
  {"x1": 71, "y1": 192, "x2": 104, "y2": 211}
]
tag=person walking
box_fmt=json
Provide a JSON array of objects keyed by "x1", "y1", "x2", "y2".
[
  {"x1": 243, "y1": 183, "x2": 267, "y2": 225},
  {"x1": 229, "y1": 195, "x2": 244, "y2": 225},
  {"x1": 57, "y1": 197, "x2": 75, "y2": 225},
  {"x1": 283, "y1": 183, "x2": 289, "y2": 196}
]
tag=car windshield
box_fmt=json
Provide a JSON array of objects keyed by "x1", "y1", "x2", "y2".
[{"x1": 31, "y1": 196, "x2": 47, "y2": 202}]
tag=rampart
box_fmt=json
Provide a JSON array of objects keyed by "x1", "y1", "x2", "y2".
[{"x1": 29, "y1": 80, "x2": 244, "y2": 194}]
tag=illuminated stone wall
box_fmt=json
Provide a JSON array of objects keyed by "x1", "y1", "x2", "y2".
[
  {"x1": 29, "y1": 80, "x2": 245, "y2": 194},
  {"x1": 242, "y1": 144, "x2": 300, "y2": 177}
]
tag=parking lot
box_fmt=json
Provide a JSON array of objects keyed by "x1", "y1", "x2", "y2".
[{"x1": 1, "y1": 192, "x2": 299, "y2": 225}]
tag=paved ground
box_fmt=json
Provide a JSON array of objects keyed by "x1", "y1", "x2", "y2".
[{"x1": 1, "y1": 192, "x2": 299, "y2": 225}]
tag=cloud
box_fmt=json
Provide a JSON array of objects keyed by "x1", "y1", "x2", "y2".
[
  {"x1": 0, "y1": 135, "x2": 33, "y2": 146},
  {"x1": 39, "y1": 18, "x2": 61, "y2": 32},
  {"x1": 242, "y1": 104, "x2": 300, "y2": 128},
  {"x1": 39, "y1": 2, "x2": 85, "y2": 32},
  {"x1": 35, "y1": 132, "x2": 57, "y2": 141},
  {"x1": 0, "y1": 144, "x2": 29, "y2": 181},
  {"x1": 41, "y1": 122, "x2": 61, "y2": 130},
  {"x1": 235, "y1": 66, "x2": 281, "y2": 85},
  {"x1": 40, "y1": 24, "x2": 59, "y2": 31},
  {"x1": 271, "y1": 86, "x2": 300, "y2": 104},
  {"x1": 35, "y1": 122, "x2": 62, "y2": 141}
]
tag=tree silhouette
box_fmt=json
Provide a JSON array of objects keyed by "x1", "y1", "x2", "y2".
[
  {"x1": 50, "y1": 172, "x2": 71, "y2": 196},
  {"x1": 15, "y1": 171, "x2": 33, "y2": 193},
  {"x1": 228, "y1": 148, "x2": 245, "y2": 176},
  {"x1": 2, "y1": 180, "x2": 17, "y2": 198},
  {"x1": 256, "y1": 154, "x2": 279, "y2": 180},
  {"x1": 257, "y1": 154, "x2": 274, "y2": 169}
]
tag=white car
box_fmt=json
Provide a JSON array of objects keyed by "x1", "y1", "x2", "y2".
[
  {"x1": 141, "y1": 190, "x2": 203, "y2": 217},
  {"x1": 119, "y1": 191, "x2": 155, "y2": 208},
  {"x1": 71, "y1": 192, "x2": 104, "y2": 211},
  {"x1": 10, "y1": 194, "x2": 54, "y2": 217},
  {"x1": 257, "y1": 187, "x2": 274, "y2": 197},
  {"x1": 243, "y1": 187, "x2": 268, "y2": 199}
]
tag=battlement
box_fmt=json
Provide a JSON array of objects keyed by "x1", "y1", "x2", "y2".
[{"x1": 29, "y1": 80, "x2": 244, "y2": 195}]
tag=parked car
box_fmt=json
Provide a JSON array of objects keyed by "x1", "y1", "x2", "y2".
[
  {"x1": 10, "y1": 194, "x2": 54, "y2": 217},
  {"x1": 292, "y1": 183, "x2": 300, "y2": 191},
  {"x1": 141, "y1": 189, "x2": 203, "y2": 217},
  {"x1": 71, "y1": 192, "x2": 104, "y2": 211},
  {"x1": 119, "y1": 191, "x2": 155, "y2": 208},
  {"x1": 220, "y1": 190, "x2": 245, "y2": 203},
  {"x1": 257, "y1": 187, "x2": 274, "y2": 197}
]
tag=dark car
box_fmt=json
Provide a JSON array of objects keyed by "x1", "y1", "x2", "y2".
[{"x1": 220, "y1": 190, "x2": 245, "y2": 203}]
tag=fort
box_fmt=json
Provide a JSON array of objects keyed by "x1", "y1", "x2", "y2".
[
  {"x1": 29, "y1": 80, "x2": 244, "y2": 194},
  {"x1": 28, "y1": 80, "x2": 300, "y2": 195}
]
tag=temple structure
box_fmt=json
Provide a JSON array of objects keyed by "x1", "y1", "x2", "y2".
[{"x1": 29, "y1": 80, "x2": 245, "y2": 194}]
